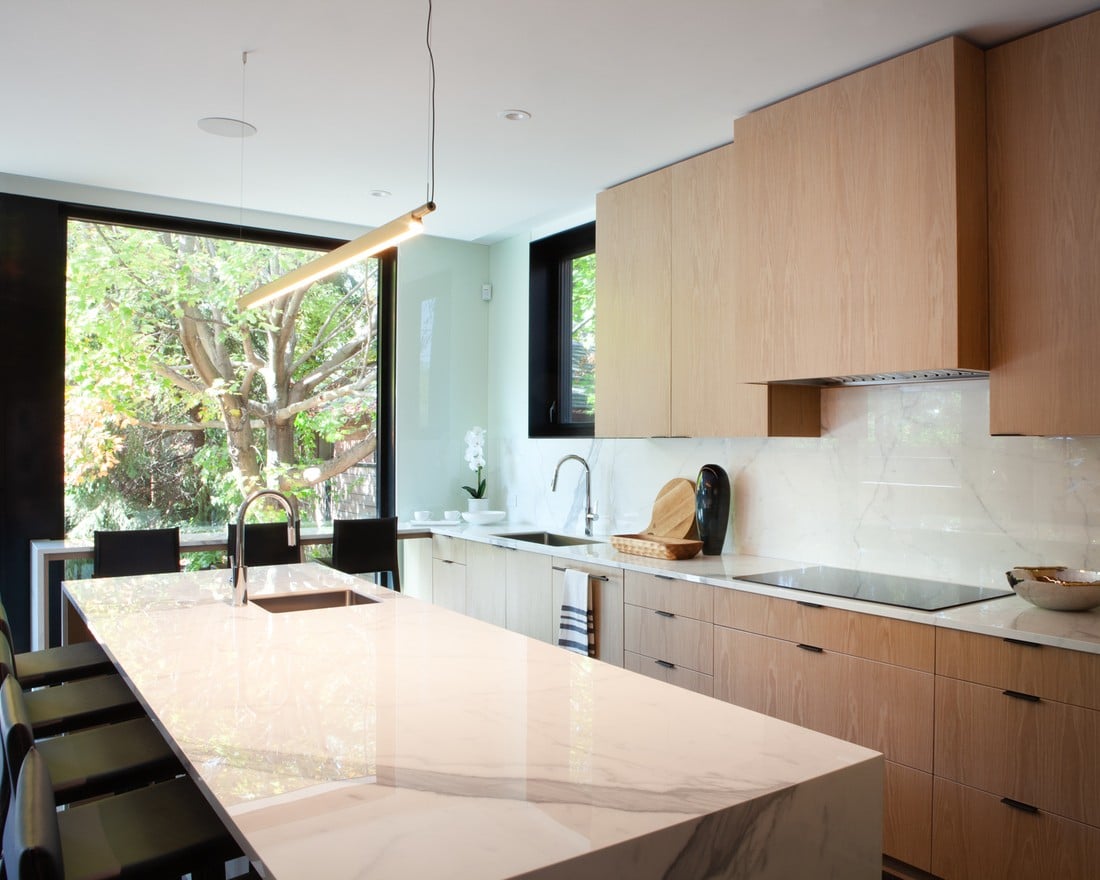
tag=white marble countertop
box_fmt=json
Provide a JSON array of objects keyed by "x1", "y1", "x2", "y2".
[
  {"x1": 428, "y1": 524, "x2": 1100, "y2": 655},
  {"x1": 64, "y1": 563, "x2": 882, "y2": 880}
]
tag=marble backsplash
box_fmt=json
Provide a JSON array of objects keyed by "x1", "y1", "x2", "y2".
[{"x1": 495, "y1": 380, "x2": 1100, "y2": 589}]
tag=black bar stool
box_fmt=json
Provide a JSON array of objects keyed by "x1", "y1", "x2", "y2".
[
  {"x1": 92, "y1": 527, "x2": 181, "y2": 578},
  {"x1": 331, "y1": 517, "x2": 401, "y2": 590},
  {"x1": 0, "y1": 601, "x2": 115, "y2": 689}
]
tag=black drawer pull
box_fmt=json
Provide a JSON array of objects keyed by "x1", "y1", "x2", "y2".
[
  {"x1": 655, "y1": 574, "x2": 675, "y2": 581},
  {"x1": 1003, "y1": 689, "x2": 1041, "y2": 703},
  {"x1": 1004, "y1": 637, "x2": 1041, "y2": 649},
  {"x1": 796, "y1": 643, "x2": 824, "y2": 653},
  {"x1": 655, "y1": 610, "x2": 675, "y2": 618},
  {"x1": 797, "y1": 600, "x2": 824, "y2": 609},
  {"x1": 655, "y1": 660, "x2": 676, "y2": 669},
  {"x1": 1000, "y1": 797, "x2": 1039, "y2": 815}
]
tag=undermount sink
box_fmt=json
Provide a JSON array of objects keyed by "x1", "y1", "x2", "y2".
[
  {"x1": 251, "y1": 590, "x2": 378, "y2": 613},
  {"x1": 492, "y1": 531, "x2": 602, "y2": 547}
]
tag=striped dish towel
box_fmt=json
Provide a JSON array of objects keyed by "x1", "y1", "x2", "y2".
[{"x1": 558, "y1": 568, "x2": 595, "y2": 657}]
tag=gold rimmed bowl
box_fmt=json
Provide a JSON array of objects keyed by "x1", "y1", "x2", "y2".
[{"x1": 1006, "y1": 567, "x2": 1100, "y2": 612}]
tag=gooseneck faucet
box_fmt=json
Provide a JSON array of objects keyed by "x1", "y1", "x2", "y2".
[
  {"x1": 551, "y1": 454, "x2": 598, "y2": 537},
  {"x1": 230, "y1": 489, "x2": 299, "y2": 606}
]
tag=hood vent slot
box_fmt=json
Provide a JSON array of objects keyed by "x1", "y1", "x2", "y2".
[{"x1": 771, "y1": 369, "x2": 989, "y2": 388}]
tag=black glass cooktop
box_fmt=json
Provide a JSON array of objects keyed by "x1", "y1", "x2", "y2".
[{"x1": 738, "y1": 566, "x2": 1013, "y2": 611}]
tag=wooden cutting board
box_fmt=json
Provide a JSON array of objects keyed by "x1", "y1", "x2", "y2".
[{"x1": 642, "y1": 478, "x2": 699, "y2": 539}]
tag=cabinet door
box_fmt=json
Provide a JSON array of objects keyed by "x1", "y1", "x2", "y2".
[
  {"x1": 733, "y1": 36, "x2": 987, "y2": 383},
  {"x1": 714, "y1": 627, "x2": 933, "y2": 771},
  {"x1": 594, "y1": 167, "x2": 671, "y2": 437},
  {"x1": 504, "y1": 550, "x2": 553, "y2": 643},
  {"x1": 465, "y1": 542, "x2": 507, "y2": 628},
  {"x1": 932, "y1": 778, "x2": 1100, "y2": 880},
  {"x1": 551, "y1": 559, "x2": 624, "y2": 665},
  {"x1": 431, "y1": 559, "x2": 465, "y2": 613},
  {"x1": 623, "y1": 604, "x2": 713, "y2": 674},
  {"x1": 988, "y1": 10, "x2": 1100, "y2": 435}
]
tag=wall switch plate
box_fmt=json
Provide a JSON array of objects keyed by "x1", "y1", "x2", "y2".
[{"x1": 481, "y1": 283, "x2": 493, "y2": 301}]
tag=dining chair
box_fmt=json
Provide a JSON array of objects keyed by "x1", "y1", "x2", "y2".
[
  {"x1": 0, "y1": 600, "x2": 114, "y2": 689},
  {"x1": 331, "y1": 517, "x2": 401, "y2": 590},
  {"x1": 227, "y1": 521, "x2": 303, "y2": 567},
  {"x1": 0, "y1": 639, "x2": 141, "y2": 738},
  {"x1": 0, "y1": 676, "x2": 180, "y2": 829},
  {"x1": 2, "y1": 746, "x2": 241, "y2": 880},
  {"x1": 93, "y1": 527, "x2": 181, "y2": 578}
]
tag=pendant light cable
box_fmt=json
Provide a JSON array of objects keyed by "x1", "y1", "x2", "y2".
[{"x1": 425, "y1": 0, "x2": 436, "y2": 205}]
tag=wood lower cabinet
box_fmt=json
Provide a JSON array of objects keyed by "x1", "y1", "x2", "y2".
[
  {"x1": 465, "y1": 541, "x2": 507, "y2": 628},
  {"x1": 430, "y1": 535, "x2": 467, "y2": 613},
  {"x1": 987, "y1": 10, "x2": 1100, "y2": 435},
  {"x1": 932, "y1": 778, "x2": 1100, "y2": 880},
  {"x1": 713, "y1": 589, "x2": 935, "y2": 871},
  {"x1": 504, "y1": 548, "x2": 553, "y2": 642},
  {"x1": 622, "y1": 571, "x2": 715, "y2": 695},
  {"x1": 551, "y1": 558, "x2": 624, "y2": 665}
]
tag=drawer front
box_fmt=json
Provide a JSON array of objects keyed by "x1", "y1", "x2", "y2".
[
  {"x1": 624, "y1": 571, "x2": 714, "y2": 622},
  {"x1": 714, "y1": 627, "x2": 933, "y2": 770},
  {"x1": 932, "y1": 777, "x2": 1100, "y2": 880},
  {"x1": 431, "y1": 558, "x2": 466, "y2": 613},
  {"x1": 624, "y1": 651, "x2": 713, "y2": 696},
  {"x1": 431, "y1": 534, "x2": 466, "y2": 564},
  {"x1": 935, "y1": 676, "x2": 1100, "y2": 826},
  {"x1": 884, "y1": 762, "x2": 932, "y2": 872},
  {"x1": 715, "y1": 588, "x2": 934, "y2": 671},
  {"x1": 936, "y1": 627, "x2": 1100, "y2": 710},
  {"x1": 624, "y1": 604, "x2": 713, "y2": 673}
]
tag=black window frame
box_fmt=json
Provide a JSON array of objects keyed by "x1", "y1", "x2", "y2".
[{"x1": 528, "y1": 221, "x2": 596, "y2": 438}]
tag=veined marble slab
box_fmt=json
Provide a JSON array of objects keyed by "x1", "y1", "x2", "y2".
[{"x1": 64, "y1": 563, "x2": 882, "y2": 880}]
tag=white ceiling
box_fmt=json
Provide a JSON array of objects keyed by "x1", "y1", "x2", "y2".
[{"x1": 2, "y1": 0, "x2": 1096, "y2": 244}]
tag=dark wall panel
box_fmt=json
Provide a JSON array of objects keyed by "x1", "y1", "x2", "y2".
[{"x1": 0, "y1": 194, "x2": 65, "y2": 651}]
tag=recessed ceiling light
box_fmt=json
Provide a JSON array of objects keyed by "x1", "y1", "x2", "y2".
[
  {"x1": 498, "y1": 109, "x2": 531, "y2": 122},
  {"x1": 370, "y1": 190, "x2": 392, "y2": 198},
  {"x1": 197, "y1": 116, "x2": 257, "y2": 138}
]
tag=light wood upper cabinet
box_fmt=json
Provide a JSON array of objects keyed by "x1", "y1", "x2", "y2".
[
  {"x1": 732, "y1": 36, "x2": 988, "y2": 383},
  {"x1": 987, "y1": 10, "x2": 1100, "y2": 435},
  {"x1": 595, "y1": 166, "x2": 671, "y2": 438},
  {"x1": 595, "y1": 146, "x2": 820, "y2": 438}
]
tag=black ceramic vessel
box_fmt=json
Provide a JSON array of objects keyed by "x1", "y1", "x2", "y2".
[{"x1": 695, "y1": 464, "x2": 731, "y2": 556}]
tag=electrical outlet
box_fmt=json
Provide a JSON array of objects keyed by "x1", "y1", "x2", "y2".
[{"x1": 481, "y1": 283, "x2": 493, "y2": 301}]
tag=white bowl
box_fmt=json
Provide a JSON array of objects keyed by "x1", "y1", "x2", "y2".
[
  {"x1": 461, "y1": 510, "x2": 506, "y2": 525},
  {"x1": 1006, "y1": 567, "x2": 1100, "y2": 612}
]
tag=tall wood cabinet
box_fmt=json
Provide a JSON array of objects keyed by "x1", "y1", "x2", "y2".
[
  {"x1": 732, "y1": 36, "x2": 988, "y2": 384},
  {"x1": 987, "y1": 10, "x2": 1100, "y2": 435},
  {"x1": 595, "y1": 145, "x2": 819, "y2": 439}
]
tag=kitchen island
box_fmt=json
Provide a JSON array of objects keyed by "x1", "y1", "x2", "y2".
[{"x1": 63, "y1": 563, "x2": 881, "y2": 880}]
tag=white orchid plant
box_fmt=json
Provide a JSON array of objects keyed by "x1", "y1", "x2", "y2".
[{"x1": 462, "y1": 426, "x2": 487, "y2": 499}]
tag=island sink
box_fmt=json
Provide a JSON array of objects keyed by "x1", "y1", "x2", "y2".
[
  {"x1": 493, "y1": 531, "x2": 602, "y2": 547},
  {"x1": 250, "y1": 589, "x2": 377, "y2": 613}
]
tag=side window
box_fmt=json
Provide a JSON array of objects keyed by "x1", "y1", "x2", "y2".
[{"x1": 528, "y1": 222, "x2": 596, "y2": 438}]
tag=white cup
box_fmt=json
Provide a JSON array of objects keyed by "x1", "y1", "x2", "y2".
[
  {"x1": 412, "y1": 510, "x2": 432, "y2": 522},
  {"x1": 443, "y1": 510, "x2": 460, "y2": 521}
]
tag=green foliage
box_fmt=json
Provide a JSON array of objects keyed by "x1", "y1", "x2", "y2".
[
  {"x1": 64, "y1": 220, "x2": 382, "y2": 537},
  {"x1": 570, "y1": 252, "x2": 597, "y2": 417}
]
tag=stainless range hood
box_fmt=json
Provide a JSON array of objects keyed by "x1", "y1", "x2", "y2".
[{"x1": 769, "y1": 368, "x2": 990, "y2": 388}]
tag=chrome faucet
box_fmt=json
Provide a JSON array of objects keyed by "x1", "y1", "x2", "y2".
[
  {"x1": 551, "y1": 454, "x2": 598, "y2": 537},
  {"x1": 230, "y1": 489, "x2": 299, "y2": 606}
]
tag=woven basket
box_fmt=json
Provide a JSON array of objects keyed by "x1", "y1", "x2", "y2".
[{"x1": 610, "y1": 534, "x2": 703, "y2": 560}]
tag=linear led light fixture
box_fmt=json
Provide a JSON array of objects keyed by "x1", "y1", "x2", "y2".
[{"x1": 238, "y1": 201, "x2": 436, "y2": 310}]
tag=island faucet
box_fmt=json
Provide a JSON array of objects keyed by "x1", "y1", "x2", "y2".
[
  {"x1": 551, "y1": 454, "x2": 598, "y2": 537},
  {"x1": 230, "y1": 489, "x2": 299, "y2": 606}
]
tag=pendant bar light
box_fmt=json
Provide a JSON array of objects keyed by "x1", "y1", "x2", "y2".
[{"x1": 238, "y1": 201, "x2": 436, "y2": 310}]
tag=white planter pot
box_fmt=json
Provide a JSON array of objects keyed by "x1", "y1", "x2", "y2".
[{"x1": 467, "y1": 498, "x2": 490, "y2": 513}]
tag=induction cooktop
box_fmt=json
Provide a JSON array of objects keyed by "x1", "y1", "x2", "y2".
[{"x1": 737, "y1": 565, "x2": 1013, "y2": 611}]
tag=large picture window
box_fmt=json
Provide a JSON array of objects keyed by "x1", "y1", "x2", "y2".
[
  {"x1": 63, "y1": 208, "x2": 396, "y2": 539},
  {"x1": 529, "y1": 222, "x2": 596, "y2": 438}
]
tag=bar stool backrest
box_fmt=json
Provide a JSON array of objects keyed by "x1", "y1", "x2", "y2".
[
  {"x1": 93, "y1": 528, "x2": 181, "y2": 578},
  {"x1": 331, "y1": 517, "x2": 401, "y2": 590},
  {"x1": 0, "y1": 677, "x2": 35, "y2": 831},
  {"x1": 1, "y1": 747, "x2": 63, "y2": 880},
  {"x1": 226, "y1": 522, "x2": 303, "y2": 567}
]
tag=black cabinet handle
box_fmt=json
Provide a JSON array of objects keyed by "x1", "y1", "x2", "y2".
[
  {"x1": 1003, "y1": 689, "x2": 1041, "y2": 703},
  {"x1": 655, "y1": 610, "x2": 675, "y2": 618},
  {"x1": 796, "y1": 643, "x2": 824, "y2": 653},
  {"x1": 591, "y1": 574, "x2": 610, "y2": 582},
  {"x1": 1000, "y1": 797, "x2": 1040, "y2": 815},
  {"x1": 656, "y1": 574, "x2": 675, "y2": 581},
  {"x1": 655, "y1": 659, "x2": 675, "y2": 669},
  {"x1": 1004, "y1": 637, "x2": 1041, "y2": 649},
  {"x1": 797, "y1": 600, "x2": 824, "y2": 609}
]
